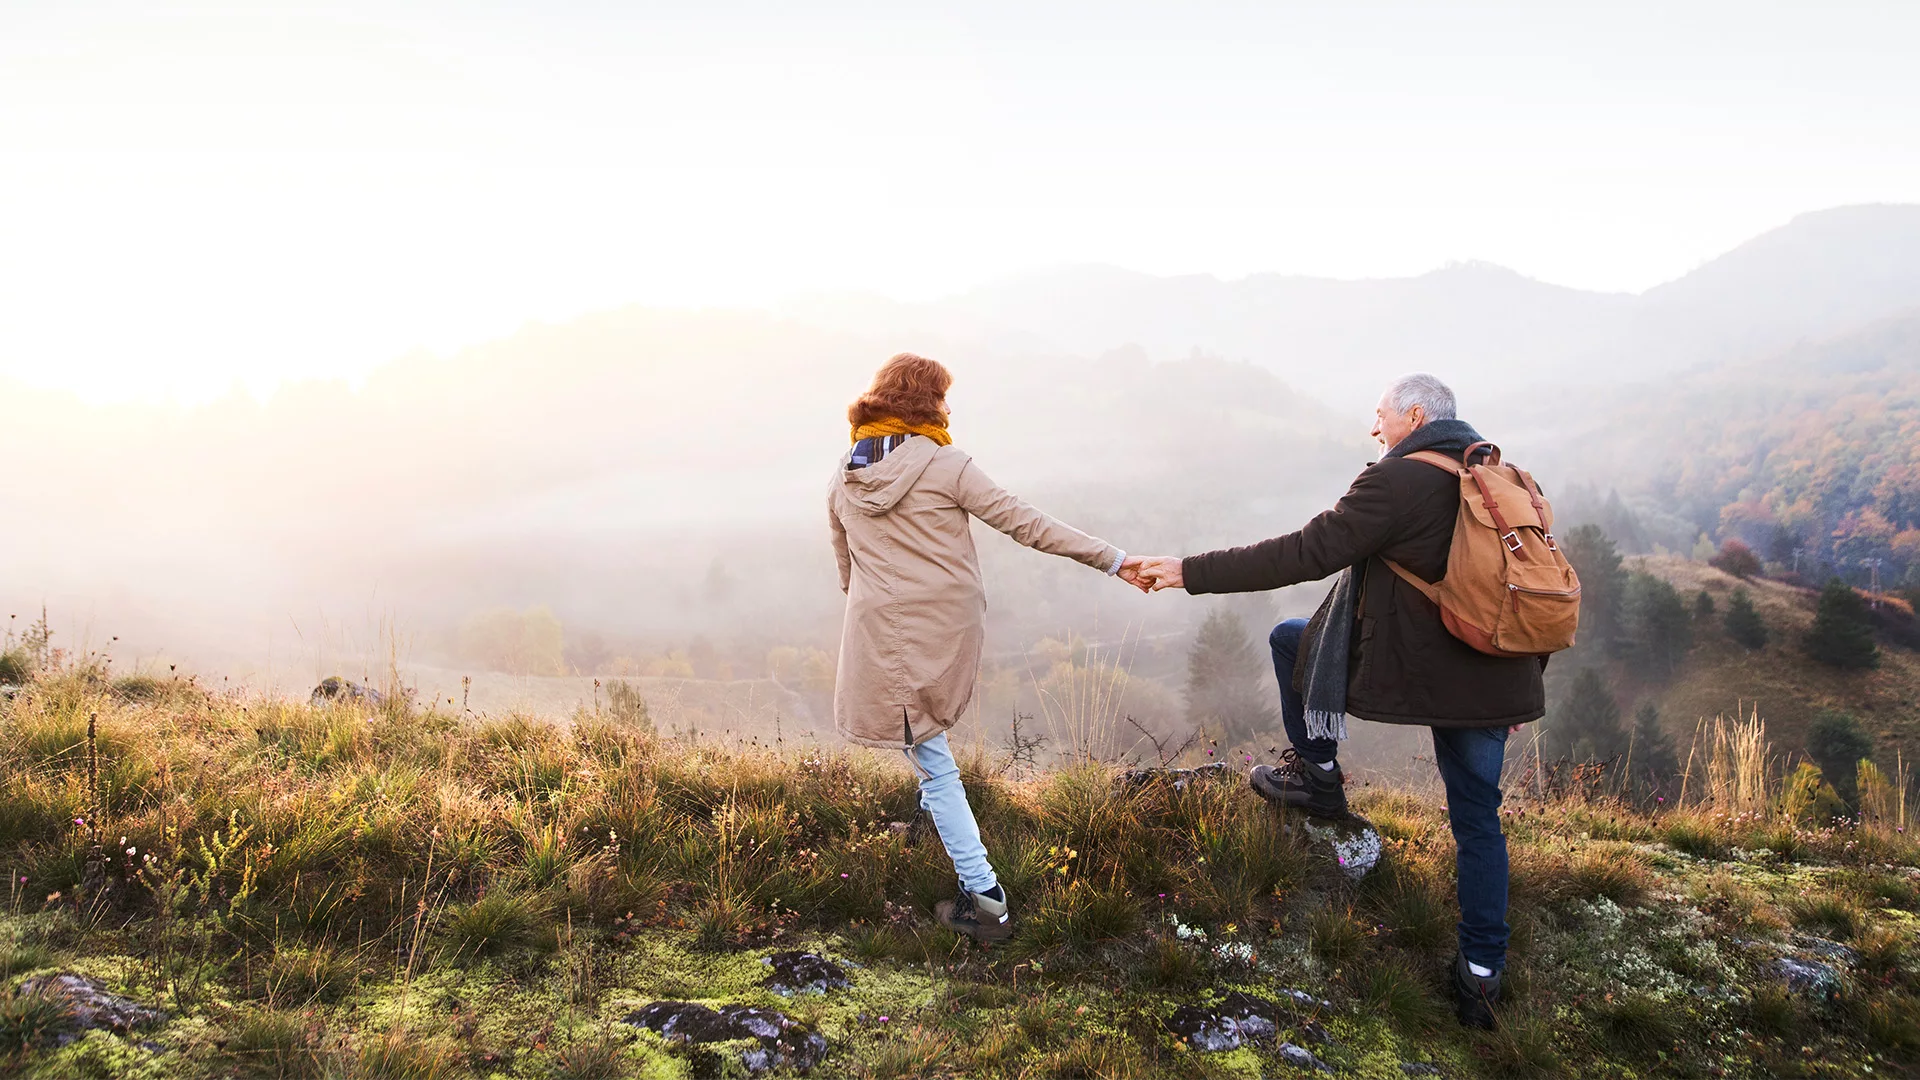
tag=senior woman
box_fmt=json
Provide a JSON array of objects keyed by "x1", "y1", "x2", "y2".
[{"x1": 828, "y1": 352, "x2": 1142, "y2": 942}]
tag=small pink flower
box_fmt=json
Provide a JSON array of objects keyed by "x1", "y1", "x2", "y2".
[
  {"x1": 840, "y1": 873, "x2": 849, "y2": 879},
  {"x1": 879, "y1": 1016, "x2": 889, "y2": 1023}
]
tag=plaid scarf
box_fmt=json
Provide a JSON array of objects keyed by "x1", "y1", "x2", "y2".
[{"x1": 847, "y1": 432, "x2": 918, "y2": 470}]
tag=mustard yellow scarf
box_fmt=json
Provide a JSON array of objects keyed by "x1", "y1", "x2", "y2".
[{"x1": 850, "y1": 418, "x2": 952, "y2": 446}]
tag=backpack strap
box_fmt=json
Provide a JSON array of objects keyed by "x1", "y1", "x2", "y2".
[
  {"x1": 1401, "y1": 450, "x2": 1466, "y2": 474},
  {"x1": 1382, "y1": 558, "x2": 1442, "y2": 603}
]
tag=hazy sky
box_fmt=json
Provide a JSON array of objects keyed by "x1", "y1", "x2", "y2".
[{"x1": 4, "y1": 1, "x2": 1918, "y2": 401}]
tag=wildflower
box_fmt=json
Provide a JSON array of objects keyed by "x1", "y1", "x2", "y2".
[
  {"x1": 878, "y1": 1016, "x2": 889, "y2": 1023},
  {"x1": 840, "y1": 873, "x2": 849, "y2": 879}
]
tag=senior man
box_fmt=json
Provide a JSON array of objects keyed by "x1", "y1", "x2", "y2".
[{"x1": 1130, "y1": 373, "x2": 1544, "y2": 1030}]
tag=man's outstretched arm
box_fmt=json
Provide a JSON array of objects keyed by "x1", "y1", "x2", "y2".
[{"x1": 1143, "y1": 465, "x2": 1400, "y2": 594}]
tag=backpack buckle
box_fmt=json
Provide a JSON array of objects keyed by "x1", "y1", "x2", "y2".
[
  {"x1": 1544, "y1": 532, "x2": 1559, "y2": 552},
  {"x1": 1501, "y1": 530, "x2": 1524, "y2": 553}
]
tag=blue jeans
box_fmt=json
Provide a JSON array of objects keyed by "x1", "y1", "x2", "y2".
[
  {"x1": 906, "y1": 733, "x2": 998, "y2": 896},
  {"x1": 1269, "y1": 618, "x2": 1510, "y2": 969}
]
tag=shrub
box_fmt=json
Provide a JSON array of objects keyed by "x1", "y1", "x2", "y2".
[
  {"x1": 1361, "y1": 955, "x2": 1444, "y2": 1033},
  {"x1": 439, "y1": 890, "x2": 550, "y2": 962},
  {"x1": 603, "y1": 680, "x2": 652, "y2": 731},
  {"x1": 1806, "y1": 710, "x2": 1874, "y2": 805},
  {"x1": 0, "y1": 648, "x2": 31, "y2": 684},
  {"x1": 1662, "y1": 814, "x2": 1729, "y2": 859},
  {"x1": 224, "y1": 1009, "x2": 323, "y2": 1079},
  {"x1": 261, "y1": 946, "x2": 362, "y2": 1005},
  {"x1": 1780, "y1": 761, "x2": 1847, "y2": 824},
  {"x1": 1786, "y1": 893, "x2": 1863, "y2": 940},
  {"x1": 1864, "y1": 993, "x2": 1920, "y2": 1053},
  {"x1": 355, "y1": 1031, "x2": 462, "y2": 1080},
  {"x1": 0, "y1": 945, "x2": 51, "y2": 982},
  {"x1": 1568, "y1": 847, "x2": 1651, "y2": 905},
  {"x1": 1307, "y1": 907, "x2": 1366, "y2": 964},
  {"x1": 1016, "y1": 882, "x2": 1142, "y2": 954},
  {"x1": 109, "y1": 674, "x2": 167, "y2": 702},
  {"x1": 0, "y1": 983, "x2": 73, "y2": 1057},
  {"x1": 1595, "y1": 993, "x2": 1681, "y2": 1058},
  {"x1": 549, "y1": 1032, "x2": 637, "y2": 1080},
  {"x1": 1473, "y1": 1007, "x2": 1560, "y2": 1077},
  {"x1": 1709, "y1": 540, "x2": 1763, "y2": 579}
]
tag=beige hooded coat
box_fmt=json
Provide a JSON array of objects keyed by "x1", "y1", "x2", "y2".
[{"x1": 829, "y1": 437, "x2": 1121, "y2": 749}]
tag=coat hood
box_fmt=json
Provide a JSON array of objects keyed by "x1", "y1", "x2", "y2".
[{"x1": 838, "y1": 435, "x2": 942, "y2": 515}]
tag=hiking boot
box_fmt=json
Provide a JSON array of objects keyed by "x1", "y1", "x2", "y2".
[
  {"x1": 1451, "y1": 952, "x2": 1503, "y2": 1030},
  {"x1": 935, "y1": 886, "x2": 1012, "y2": 944},
  {"x1": 1249, "y1": 749, "x2": 1347, "y2": 818}
]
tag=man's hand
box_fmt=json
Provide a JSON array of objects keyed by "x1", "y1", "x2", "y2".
[
  {"x1": 1117, "y1": 556, "x2": 1152, "y2": 593},
  {"x1": 1131, "y1": 555, "x2": 1185, "y2": 592}
]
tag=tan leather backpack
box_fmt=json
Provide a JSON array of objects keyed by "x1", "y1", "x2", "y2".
[{"x1": 1383, "y1": 441, "x2": 1581, "y2": 657}]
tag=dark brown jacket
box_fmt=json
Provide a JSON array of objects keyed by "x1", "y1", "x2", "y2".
[{"x1": 1182, "y1": 455, "x2": 1546, "y2": 728}]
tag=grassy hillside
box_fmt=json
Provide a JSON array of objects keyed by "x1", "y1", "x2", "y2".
[
  {"x1": 2, "y1": 664, "x2": 1919, "y2": 1078},
  {"x1": 1615, "y1": 556, "x2": 1920, "y2": 767}
]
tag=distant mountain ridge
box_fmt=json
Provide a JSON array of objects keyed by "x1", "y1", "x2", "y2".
[{"x1": 780, "y1": 205, "x2": 1920, "y2": 411}]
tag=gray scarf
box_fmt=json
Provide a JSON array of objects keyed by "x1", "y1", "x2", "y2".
[{"x1": 1298, "y1": 419, "x2": 1486, "y2": 741}]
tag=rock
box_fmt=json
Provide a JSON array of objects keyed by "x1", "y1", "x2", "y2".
[
  {"x1": 1299, "y1": 1020, "x2": 1335, "y2": 1045},
  {"x1": 626, "y1": 1001, "x2": 826, "y2": 1074},
  {"x1": 1792, "y1": 934, "x2": 1859, "y2": 967},
  {"x1": 1120, "y1": 762, "x2": 1234, "y2": 791},
  {"x1": 1300, "y1": 815, "x2": 1383, "y2": 881},
  {"x1": 1166, "y1": 991, "x2": 1281, "y2": 1051},
  {"x1": 16, "y1": 975, "x2": 166, "y2": 1045},
  {"x1": 310, "y1": 676, "x2": 385, "y2": 708},
  {"x1": 1401, "y1": 1064, "x2": 1443, "y2": 1077},
  {"x1": 1278, "y1": 1041, "x2": 1335, "y2": 1072},
  {"x1": 762, "y1": 951, "x2": 850, "y2": 995},
  {"x1": 1772, "y1": 957, "x2": 1842, "y2": 1004},
  {"x1": 1278, "y1": 987, "x2": 1335, "y2": 1012}
]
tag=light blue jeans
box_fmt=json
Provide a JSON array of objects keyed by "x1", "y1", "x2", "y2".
[{"x1": 906, "y1": 733, "x2": 999, "y2": 896}]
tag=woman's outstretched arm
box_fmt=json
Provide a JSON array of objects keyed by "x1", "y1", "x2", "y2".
[{"x1": 954, "y1": 459, "x2": 1123, "y2": 574}]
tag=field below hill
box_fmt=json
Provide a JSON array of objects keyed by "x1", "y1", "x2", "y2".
[{"x1": 2, "y1": 666, "x2": 1919, "y2": 1079}]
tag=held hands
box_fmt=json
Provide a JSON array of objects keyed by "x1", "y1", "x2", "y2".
[{"x1": 1118, "y1": 555, "x2": 1184, "y2": 593}]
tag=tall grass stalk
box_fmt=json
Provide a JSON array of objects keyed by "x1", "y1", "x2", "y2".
[
  {"x1": 1028, "y1": 628, "x2": 1140, "y2": 766},
  {"x1": 1700, "y1": 707, "x2": 1771, "y2": 814}
]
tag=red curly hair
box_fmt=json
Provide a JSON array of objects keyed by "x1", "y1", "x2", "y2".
[{"x1": 848, "y1": 352, "x2": 952, "y2": 428}]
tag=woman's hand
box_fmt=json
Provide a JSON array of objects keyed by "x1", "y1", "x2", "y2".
[{"x1": 1126, "y1": 556, "x2": 1185, "y2": 592}]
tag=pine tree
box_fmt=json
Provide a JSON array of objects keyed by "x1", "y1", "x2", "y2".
[
  {"x1": 1185, "y1": 608, "x2": 1277, "y2": 747},
  {"x1": 1804, "y1": 579, "x2": 1879, "y2": 670},
  {"x1": 1693, "y1": 590, "x2": 1716, "y2": 619},
  {"x1": 1628, "y1": 702, "x2": 1680, "y2": 803},
  {"x1": 1548, "y1": 668, "x2": 1629, "y2": 765},
  {"x1": 1723, "y1": 587, "x2": 1768, "y2": 649},
  {"x1": 1562, "y1": 525, "x2": 1627, "y2": 655},
  {"x1": 1622, "y1": 571, "x2": 1692, "y2": 679}
]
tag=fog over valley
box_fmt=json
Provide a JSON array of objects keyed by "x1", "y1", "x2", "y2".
[{"x1": 6, "y1": 205, "x2": 1920, "y2": 767}]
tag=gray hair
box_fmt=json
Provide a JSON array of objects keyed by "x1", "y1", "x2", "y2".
[{"x1": 1383, "y1": 373, "x2": 1456, "y2": 421}]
